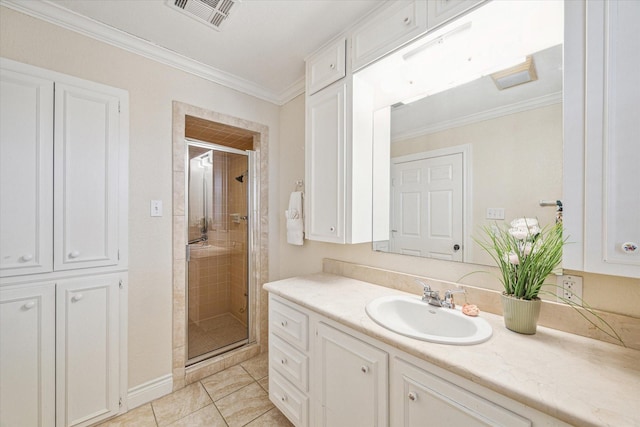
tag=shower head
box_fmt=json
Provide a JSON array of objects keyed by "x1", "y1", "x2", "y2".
[{"x1": 235, "y1": 170, "x2": 248, "y2": 183}]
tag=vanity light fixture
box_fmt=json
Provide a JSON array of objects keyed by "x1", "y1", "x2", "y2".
[
  {"x1": 402, "y1": 22, "x2": 472, "y2": 62},
  {"x1": 491, "y1": 56, "x2": 538, "y2": 90}
]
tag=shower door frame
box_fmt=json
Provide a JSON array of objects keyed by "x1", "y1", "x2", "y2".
[{"x1": 184, "y1": 138, "x2": 256, "y2": 365}]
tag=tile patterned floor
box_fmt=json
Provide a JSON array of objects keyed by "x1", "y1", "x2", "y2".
[
  {"x1": 188, "y1": 314, "x2": 248, "y2": 360},
  {"x1": 97, "y1": 353, "x2": 293, "y2": 427}
]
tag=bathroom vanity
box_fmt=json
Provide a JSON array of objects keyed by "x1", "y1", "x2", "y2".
[{"x1": 265, "y1": 274, "x2": 640, "y2": 427}]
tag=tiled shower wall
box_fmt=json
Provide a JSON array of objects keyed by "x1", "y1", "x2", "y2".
[{"x1": 187, "y1": 151, "x2": 248, "y2": 326}]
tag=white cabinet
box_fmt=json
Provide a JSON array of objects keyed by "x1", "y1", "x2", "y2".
[
  {"x1": 307, "y1": 38, "x2": 346, "y2": 96},
  {"x1": 54, "y1": 83, "x2": 121, "y2": 271},
  {"x1": 315, "y1": 322, "x2": 388, "y2": 427},
  {"x1": 305, "y1": 82, "x2": 346, "y2": 243},
  {"x1": 0, "y1": 58, "x2": 127, "y2": 277},
  {"x1": 0, "y1": 69, "x2": 54, "y2": 278},
  {"x1": 564, "y1": 0, "x2": 640, "y2": 278},
  {"x1": 0, "y1": 283, "x2": 56, "y2": 427},
  {"x1": 269, "y1": 295, "x2": 310, "y2": 427},
  {"x1": 0, "y1": 59, "x2": 128, "y2": 427},
  {"x1": 350, "y1": 0, "x2": 427, "y2": 71},
  {"x1": 391, "y1": 358, "x2": 531, "y2": 427},
  {"x1": 426, "y1": 0, "x2": 484, "y2": 29},
  {"x1": 56, "y1": 274, "x2": 122, "y2": 427}
]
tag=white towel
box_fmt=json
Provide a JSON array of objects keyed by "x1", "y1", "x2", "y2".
[{"x1": 286, "y1": 191, "x2": 304, "y2": 245}]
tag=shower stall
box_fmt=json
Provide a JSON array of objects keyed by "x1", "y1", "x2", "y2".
[{"x1": 186, "y1": 139, "x2": 255, "y2": 364}]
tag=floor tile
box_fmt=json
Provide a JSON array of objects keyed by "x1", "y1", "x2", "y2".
[
  {"x1": 165, "y1": 404, "x2": 227, "y2": 427},
  {"x1": 257, "y1": 376, "x2": 269, "y2": 392},
  {"x1": 244, "y1": 408, "x2": 294, "y2": 427},
  {"x1": 201, "y1": 365, "x2": 254, "y2": 401},
  {"x1": 215, "y1": 382, "x2": 274, "y2": 427},
  {"x1": 96, "y1": 403, "x2": 157, "y2": 427},
  {"x1": 152, "y1": 382, "x2": 212, "y2": 426},
  {"x1": 240, "y1": 352, "x2": 269, "y2": 380}
]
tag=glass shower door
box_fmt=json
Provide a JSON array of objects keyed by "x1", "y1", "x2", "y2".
[{"x1": 186, "y1": 143, "x2": 250, "y2": 364}]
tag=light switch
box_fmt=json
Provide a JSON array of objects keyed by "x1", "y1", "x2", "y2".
[
  {"x1": 151, "y1": 200, "x2": 163, "y2": 217},
  {"x1": 486, "y1": 208, "x2": 505, "y2": 220}
]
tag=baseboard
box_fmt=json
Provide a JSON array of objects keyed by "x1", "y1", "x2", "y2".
[{"x1": 126, "y1": 373, "x2": 173, "y2": 409}]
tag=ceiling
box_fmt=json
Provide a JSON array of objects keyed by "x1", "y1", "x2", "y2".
[{"x1": 4, "y1": 0, "x2": 382, "y2": 104}]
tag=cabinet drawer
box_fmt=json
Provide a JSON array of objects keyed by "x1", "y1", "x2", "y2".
[
  {"x1": 351, "y1": 0, "x2": 427, "y2": 71},
  {"x1": 391, "y1": 358, "x2": 531, "y2": 427},
  {"x1": 270, "y1": 334, "x2": 309, "y2": 392},
  {"x1": 270, "y1": 371, "x2": 309, "y2": 427},
  {"x1": 307, "y1": 38, "x2": 346, "y2": 95},
  {"x1": 270, "y1": 297, "x2": 309, "y2": 351}
]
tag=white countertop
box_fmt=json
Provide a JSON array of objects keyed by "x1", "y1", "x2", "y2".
[{"x1": 264, "y1": 273, "x2": 640, "y2": 427}]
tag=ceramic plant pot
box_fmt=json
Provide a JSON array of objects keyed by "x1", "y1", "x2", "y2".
[{"x1": 500, "y1": 293, "x2": 541, "y2": 335}]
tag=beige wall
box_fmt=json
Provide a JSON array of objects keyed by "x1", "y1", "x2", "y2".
[
  {"x1": 0, "y1": 6, "x2": 280, "y2": 389},
  {"x1": 277, "y1": 95, "x2": 640, "y2": 319}
]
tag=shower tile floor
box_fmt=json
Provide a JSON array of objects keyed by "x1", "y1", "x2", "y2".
[
  {"x1": 188, "y1": 313, "x2": 248, "y2": 360},
  {"x1": 97, "y1": 352, "x2": 293, "y2": 427}
]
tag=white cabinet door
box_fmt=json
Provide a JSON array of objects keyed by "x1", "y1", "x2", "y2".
[
  {"x1": 54, "y1": 83, "x2": 120, "y2": 271},
  {"x1": 0, "y1": 69, "x2": 54, "y2": 277},
  {"x1": 56, "y1": 274, "x2": 121, "y2": 427},
  {"x1": 351, "y1": 0, "x2": 427, "y2": 71},
  {"x1": 305, "y1": 82, "x2": 346, "y2": 243},
  {"x1": 582, "y1": 0, "x2": 640, "y2": 277},
  {"x1": 0, "y1": 283, "x2": 56, "y2": 427},
  {"x1": 427, "y1": 0, "x2": 484, "y2": 29},
  {"x1": 307, "y1": 38, "x2": 346, "y2": 96},
  {"x1": 391, "y1": 358, "x2": 531, "y2": 427},
  {"x1": 315, "y1": 322, "x2": 388, "y2": 427}
]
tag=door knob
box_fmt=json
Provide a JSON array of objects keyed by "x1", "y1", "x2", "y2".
[
  {"x1": 23, "y1": 301, "x2": 36, "y2": 310},
  {"x1": 20, "y1": 254, "x2": 33, "y2": 262},
  {"x1": 69, "y1": 250, "x2": 80, "y2": 259},
  {"x1": 71, "y1": 294, "x2": 83, "y2": 302}
]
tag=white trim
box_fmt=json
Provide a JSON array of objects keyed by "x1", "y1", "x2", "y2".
[
  {"x1": 0, "y1": 0, "x2": 303, "y2": 105},
  {"x1": 126, "y1": 374, "x2": 173, "y2": 409},
  {"x1": 393, "y1": 92, "x2": 562, "y2": 142}
]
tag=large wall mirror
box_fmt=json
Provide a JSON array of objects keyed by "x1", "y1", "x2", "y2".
[{"x1": 358, "y1": 0, "x2": 564, "y2": 266}]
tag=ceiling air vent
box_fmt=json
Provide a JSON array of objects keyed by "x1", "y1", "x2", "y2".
[{"x1": 169, "y1": 0, "x2": 238, "y2": 31}]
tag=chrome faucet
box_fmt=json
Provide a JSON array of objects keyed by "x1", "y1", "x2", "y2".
[{"x1": 416, "y1": 280, "x2": 465, "y2": 308}]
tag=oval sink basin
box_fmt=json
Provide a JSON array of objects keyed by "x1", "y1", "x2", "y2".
[{"x1": 365, "y1": 295, "x2": 492, "y2": 345}]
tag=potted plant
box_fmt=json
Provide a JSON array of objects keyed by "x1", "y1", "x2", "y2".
[{"x1": 474, "y1": 218, "x2": 561, "y2": 333}]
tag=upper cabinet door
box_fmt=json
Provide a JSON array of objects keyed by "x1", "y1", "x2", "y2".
[
  {"x1": 0, "y1": 69, "x2": 54, "y2": 277},
  {"x1": 54, "y1": 83, "x2": 120, "y2": 271},
  {"x1": 426, "y1": 0, "x2": 484, "y2": 29},
  {"x1": 582, "y1": 0, "x2": 640, "y2": 277},
  {"x1": 351, "y1": 0, "x2": 427, "y2": 71},
  {"x1": 307, "y1": 38, "x2": 347, "y2": 96}
]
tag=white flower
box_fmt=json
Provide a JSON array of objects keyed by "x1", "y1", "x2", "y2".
[
  {"x1": 506, "y1": 252, "x2": 520, "y2": 265},
  {"x1": 508, "y1": 218, "x2": 541, "y2": 240}
]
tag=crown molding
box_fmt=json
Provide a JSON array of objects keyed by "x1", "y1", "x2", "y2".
[
  {"x1": 393, "y1": 92, "x2": 563, "y2": 142},
  {"x1": 1, "y1": 0, "x2": 302, "y2": 105}
]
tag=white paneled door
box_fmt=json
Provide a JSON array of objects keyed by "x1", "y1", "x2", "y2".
[
  {"x1": 0, "y1": 283, "x2": 56, "y2": 427},
  {"x1": 56, "y1": 274, "x2": 120, "y2": 427},
  {"x1": 54, "y1": 83, "x2": 120, "y2": 271},
  {"x1": 390, "y1": 153, "x2": 463, "y2": 260},
  {"x1": 0, "y1": 69, "x2": 54, "y2": 277}
]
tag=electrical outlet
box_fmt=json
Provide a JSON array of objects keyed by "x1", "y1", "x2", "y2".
[{"x1": 556, "y1": 274, "x2": 583, "y2": 304}]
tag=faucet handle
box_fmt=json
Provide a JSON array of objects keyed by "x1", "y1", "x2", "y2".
[
  {"x1": 416, "y1": 280, "x2": 432, "y2": 301},
  {"x1": 443, "y1": 288, "x2": 466, "y2": 308}
]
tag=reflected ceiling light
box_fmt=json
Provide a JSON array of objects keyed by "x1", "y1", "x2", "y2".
[{"x1": 491, "y1": 56, "x2": 538, "y2": 90}]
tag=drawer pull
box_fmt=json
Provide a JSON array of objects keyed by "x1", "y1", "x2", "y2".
[
  {"x1": 408, "y1": 391, "x2": 418, "y2": 401},
  {"x1": 69, "y1": 250, "x2": 80, "y2": 259},
  {"x1": 281, "y1": 358, "x2": 287, "y2": 365},
  {"x1": 20, "y1": 254, "x2": 33, "y2": 262},
  {"x1": 71, "y1": 294, "x2": 83, "y2": 303},
  {"x1": 330, "y1": 226, "x2": 335, "y2": 232},
  {"x1": 361, "y1": 365, "x2": 369, "y2": 374},
  {"x1": 280, "y1": 320, "x2": 288, "y2": 327},
  {"x1": 403, "y1": 17, "x2": 411, "y2": 25},
  {"x1": 280, "y1": 394, "x2": 287, "y2": 402},
  {"x1": 23, "y1": 301, "x2": 36, "y2": 310},
  {"x1": 329, "y1": 63, "x2": 335, "y2": 70}
]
